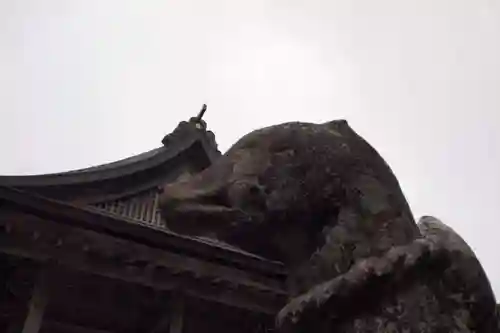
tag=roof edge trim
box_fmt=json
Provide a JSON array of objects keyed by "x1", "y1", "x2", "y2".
[{"x1": 0, "y1": 137, "x2": 198, "y2": 187}]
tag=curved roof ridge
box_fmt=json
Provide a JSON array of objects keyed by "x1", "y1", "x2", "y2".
[
  {"x1": 0, "y1": 119, "x2": 214, "y2": 187},
  {"x1": 61, "y1": 146, "x2": 165, "y2": 175},
  {"x1": 0, "y1": 140, "x2": 193, "y2": 186}
]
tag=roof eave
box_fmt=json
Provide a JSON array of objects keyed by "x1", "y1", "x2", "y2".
[
  {"x1": 0, "y1": 186, "x2": 286, "y2": 277},
  {"x1": 0, "y1": 138, "x2": 197, "y2": 187}
]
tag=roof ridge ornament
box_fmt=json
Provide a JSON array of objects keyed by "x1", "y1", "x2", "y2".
[
  {"x1": 162, "y1": 104, "x2": 209, "y2": 146},
  {"x1": 196, "y1": 104, "x2": 207, "y2": 123},
  {"x1": 191, "y1": 104, "x2": 208, "y2": 130}
]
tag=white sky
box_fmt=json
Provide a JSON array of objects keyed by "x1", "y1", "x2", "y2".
[{"x1": 1, "y1": 1, "x2": 499, "y2": 297}]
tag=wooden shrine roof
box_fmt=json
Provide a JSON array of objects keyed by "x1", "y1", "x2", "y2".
[
  {"x1": 0, "y1": 118, "x2": 220, "y2": 189},
  {"x1": 0, "y1": 186, "x2": 285, "y2": 275},
  {"x1": 0, "y1": 114, "x2": 289, "y2": 320}
]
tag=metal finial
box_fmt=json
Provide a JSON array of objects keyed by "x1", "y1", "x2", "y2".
[{"x1": 196, "y1": 104, "x2": 207, "y2": 122}]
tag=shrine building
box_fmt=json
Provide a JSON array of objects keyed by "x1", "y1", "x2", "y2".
[{"x1": 0, "y1": 109, "x2": 287, "y2": 333}]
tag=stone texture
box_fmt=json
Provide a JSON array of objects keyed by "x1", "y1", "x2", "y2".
[
  {"x1": 277, "y1": 217, "x2": 498, "y2": 332},
  {"x1": 159, "y1": 120, "x2": 498, "y2": 332}
]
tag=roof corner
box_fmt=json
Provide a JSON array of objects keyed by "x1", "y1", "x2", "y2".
[{"x1": 161, "y1": 104, "x2": 221, "y2": 159}]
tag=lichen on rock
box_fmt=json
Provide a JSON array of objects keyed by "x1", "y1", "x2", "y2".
[{"x1": 159, "y1": 119, "x2": 499, "y2": 332}]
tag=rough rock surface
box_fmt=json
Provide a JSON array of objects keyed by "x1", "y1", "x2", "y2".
[
  {"x1": 277, "y1": 216, "x2": 498, "y2": 332},
  {"x1": 160, "y1": 120, "x2": 418, "y2": 292},
  {"x1": 159, "y1": 120, "x2": 498, "y2": 332}
]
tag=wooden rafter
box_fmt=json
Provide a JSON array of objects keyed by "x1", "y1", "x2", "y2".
[
  {"x1": 0, "y1": 211, "x2": 287, "y2": 314},
  {"x1": 21, "y1": 267, "x2": 50, "y2": 333}
]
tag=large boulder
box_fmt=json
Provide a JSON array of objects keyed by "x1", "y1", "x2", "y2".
[{"x1": 159, "y1": 120, "x2": 498, "y2": 332}]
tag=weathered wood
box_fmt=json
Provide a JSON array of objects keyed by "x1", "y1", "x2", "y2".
[
  {"x1": 149, "y1": 315, "x2": 171, "y2": 333},
  {"x1": 169, "y1": 294, "x2": 185, "y2": 333},
  {"x1": 149, "y1": 307, "x2": 171, "y2": 333},
  {"x1": 21, "y1": 268, "x2": 49, "y2": 333},
  {"x1": 43, "y1": 321, "x2": 113, "y2": 333},
  {"x1": 7, "y1": 320, "x2": 23, "y2": 333},
  {"x1": 0, "y1": 186, "x2": 286, "y2": 277},
  {"x1": 0, "y1": 213, "x2": 287, "y2": 314},
  {"x1": 150, "y1": 294, "x2": 186, "y2": 333},
  {"x1": 0, "y1": 210, "x2": 283, "y2": 290},
  {"x1": 2, "y1": 259, "x2": 38, "y2": 333}
]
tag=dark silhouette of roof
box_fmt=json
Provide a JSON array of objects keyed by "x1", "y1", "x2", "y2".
[
  {"x1": 0, "y1": 117, "x2": 221, "y2": 188},
  {"x1": 0, "y1": 113, "x2": 286, "y2": 278}
]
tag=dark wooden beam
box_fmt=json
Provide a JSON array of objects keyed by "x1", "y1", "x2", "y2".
[
  {"x1": 0, "y1": 186, "x2": 285, "y2": 277},
  {"x1": 169, "y1": 294, "x2": 184, "y2": 333},
  {"x1": 150, "y1": 294, "x2": 185, "y2": 333},
  {"x1": 0, "y1": 210, "x2": 282, "y2": 290},
  {"x1": 21, "y1": 268, "x2": 49, "y2": 333},
  {"x1": 43, "y1": 321, "x2": 113, "y2": 333},
  {"x1": 0, "y1": 213, "x2": 287, "y2": 315},
  {"x1": 149, "y1": 315, "x2": 170, "y2": 333},
  {"x1": 3, "y1": 259, "x2": 38, "y2": 333}
]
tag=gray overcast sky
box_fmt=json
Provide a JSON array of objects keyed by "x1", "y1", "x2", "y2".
[{"x1": 1, "y1": 1, "x2": 499, "y2": 295}]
